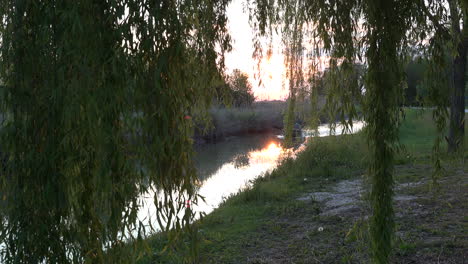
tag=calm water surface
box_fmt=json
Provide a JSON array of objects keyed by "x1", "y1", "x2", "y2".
[{"x1": 137, "y1": 121, "x2": 365, "y2": 232}]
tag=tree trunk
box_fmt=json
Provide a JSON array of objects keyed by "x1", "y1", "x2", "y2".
[
  {"x1": 448, "y1": 40, "x2": 467, "y2": 152},
  {"x1": 447, "y1": 1, "x2": 467, "y2": 153}
]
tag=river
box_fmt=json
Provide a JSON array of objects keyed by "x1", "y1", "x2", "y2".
[{"x1": 135, "y1": 121, "x2": 365, "y2": 234}]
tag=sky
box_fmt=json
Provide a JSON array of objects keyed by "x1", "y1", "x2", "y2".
[{"x1": 224, "y1": 0, "x2": 288, "y2": 101}]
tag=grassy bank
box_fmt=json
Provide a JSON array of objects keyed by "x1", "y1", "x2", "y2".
[{"x1": 144, "y1": 109, "x2": 467, "y2": 263}]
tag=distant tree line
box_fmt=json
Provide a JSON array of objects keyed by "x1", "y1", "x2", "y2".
[
  {"x1": 215, "y1": 69, "x2": 255, "y2": 107},
  {"x1": 310, "y1": 58, "x2": 461, "y2": 109}
]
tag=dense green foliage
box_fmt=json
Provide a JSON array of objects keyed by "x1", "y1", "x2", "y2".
[
  {"x1": 0, "y1": 0, "x2": 464, "y2": 263},
  {"x1": 248, "y1": 0, "x2": 461, "y2": 263},
  {"x1": 227, "y1": 69, "x2": 255, "y2": 107},
  {"x1": 423, "y1": 0, "x2": 467, "y2": 153},
  {"x1": 0, "y1": 0, "x2": 230, "y2": 262},
  {"x1": 404, "y1": 58, "x2": 427, "y2": 105}
]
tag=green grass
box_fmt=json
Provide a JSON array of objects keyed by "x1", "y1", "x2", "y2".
[
  {"x1": 141, "y1": 133, "x2": 368, "y2": 263},
  {"x1": 399, "y1": 108, "x2": 468, "y2": 156},
  {"x1": 399, "y1": 109, "x2": 438, "y2": 153},
  {"x1": 140, "y1": 108, "x2": 467, "y2": 263}
]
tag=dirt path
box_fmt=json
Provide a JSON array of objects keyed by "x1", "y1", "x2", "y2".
[{"x1": 244, "y1": 164, "x2": 467, "y2": 264}]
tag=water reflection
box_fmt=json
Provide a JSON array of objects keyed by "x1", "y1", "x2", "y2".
[
  {"x1": 135, "y1": 134, "x2": 288, "y2": 233},
  {"x1": 194, "y1": 140, "x2": 285, "y2": 214},
  {"x1": 233, "y1": 153, "x2": 250, "y2": 168},
  {"x1": 137, "y1": 121, "x2": 365, "y2": 233},
  {"x1": 302, "y1": 121, "x2": 366, "y2": 138}
]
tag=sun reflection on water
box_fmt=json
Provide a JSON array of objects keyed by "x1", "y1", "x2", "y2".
[
  {"x1": 194, "y1": 140, "x2": 285, "y2": 214},
  {"x1": 135, "y1": 121, "x2": 366, "y2": 233},
  {"x1": 249, "y1": 141, "x2": 282, "y2": 164}
]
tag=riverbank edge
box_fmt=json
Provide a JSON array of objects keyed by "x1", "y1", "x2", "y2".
[{"x1": 141, "y1": 109, "x2": 467, "y2": 263}]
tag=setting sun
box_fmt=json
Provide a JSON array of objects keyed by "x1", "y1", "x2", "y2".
[
  {"x1": 225, "y1": 0, "x2": 289, "y2": 101},
  {"x1": 251, "y1": 52, "x2": 288, "y2": 101}
]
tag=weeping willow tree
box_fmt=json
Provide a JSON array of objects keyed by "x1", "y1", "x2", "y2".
[
  {"x1": 282, "y1": 5, "x2": 304, "y2": 146},
  {"x1": 0, "y1": 0, "x2": 230, "y2": 262},
  {"x1": 248, "y1": 0, "x2": 448, "y2": 263},
  {"x1": 414, "y1": 0, "x2": 467, "y2": 185},
  {"x1": 422, "y1": 0, "x2": 467, "y2": 155},
  {"x1": 0, "y1": 0, "x2": 462, "y2": 263}
]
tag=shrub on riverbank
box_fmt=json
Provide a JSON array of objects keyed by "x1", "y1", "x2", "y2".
[
  {"x1": 194, "y1": 99, "x2": 334, "y2": 143},
  {"x1": 195, "y1": 101, "x2": 286, "y2": 142}
]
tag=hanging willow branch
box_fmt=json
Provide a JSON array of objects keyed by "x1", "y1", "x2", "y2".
[
  {"x1": 0, "y1": 0, "x2": 230, "y2": 262},
  {"x1": 249, "y1": 0, "x2": 433, "y2": 263}
]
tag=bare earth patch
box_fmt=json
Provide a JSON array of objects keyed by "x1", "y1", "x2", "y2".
[{"x1": 243, "y1": 164, "x2": 467, "y2": 264}]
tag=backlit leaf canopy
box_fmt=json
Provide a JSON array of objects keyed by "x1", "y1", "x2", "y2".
[
  {"x1": 0, "y1": 0, "x2": 230, "y2": 262},
  {"x1": 247, "y1": 0, "x2": 457, "y2": 263},
  {"x1": 0, "y1": 0, "x2": 463, "y2": 263}
]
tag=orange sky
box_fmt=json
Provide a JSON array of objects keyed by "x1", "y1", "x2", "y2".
[
  {"x1": 224, "y1": 0, "x2": 354, "y2": 101},
  {"x1": 224, "y1": 0, "x2": 288, "y2": 101}
]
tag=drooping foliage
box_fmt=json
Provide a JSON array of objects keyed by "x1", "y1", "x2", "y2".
[
  {"x1": 0, "y1": 0, "x2": 230, "y2": 262},
  {"x1": 247, "y1": 0, "x2": 441, "y2": 263},
  {"x1": 421, "y1": 0, "x2": 467, "y2": 154},
  {"x1": 418, "y1": 0, "x2": 467, "y2": 183},
  {"x1": 404, "y1": 57, "x2": 427, "y2": 106},
  {"x1": 0, "y1": 0, "x2": 463, "y2": 263}
]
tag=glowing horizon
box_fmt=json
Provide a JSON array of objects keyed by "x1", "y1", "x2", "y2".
[
  {"x1": 224, "y1": 0, "x2": 289, "y2": 101},
  {"x1": 224, "y1": 0, "x2": 350, "y2": 101}
]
